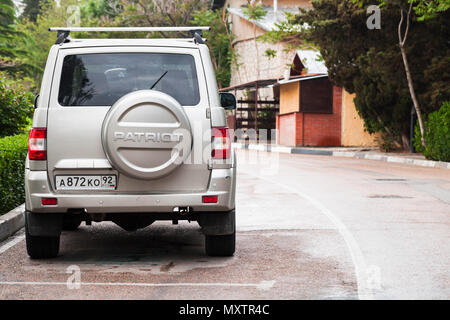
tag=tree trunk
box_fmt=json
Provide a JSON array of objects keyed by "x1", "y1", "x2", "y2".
[
  {"x1": 398, "y1": 5, "x2": 426, "y2": 148},
  {"x1": 221, "y1": 7, "x2": 243, "y2": 84},
  {"x1": 399, "y1": 45, "x2": 425, "y2": 147},
  {"x1": 401, "y1": 133, "x2": 410, "y2": 150},
  {"x1": 253, "y1": 25, "x2": 260, "y2": 80}
]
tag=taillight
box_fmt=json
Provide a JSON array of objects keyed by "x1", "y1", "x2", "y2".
[
  {"x1": 211, "y1": 127, "x2": 230, "y2": 159},
  {"x1": 29, "y1": 128, "x2": 47, "y2": 160},
  {"x1": 41, "y1": 198, "x2": 57, "y2": 206},
  {"x1": 202, "y1": 195, "x2": 218, "y2": 203}
]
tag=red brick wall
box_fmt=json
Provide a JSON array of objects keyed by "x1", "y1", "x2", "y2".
[
  {"x1": 276, "y1": 86, "x2": 342, "y2": 147},
  {"x1": 277, "y1": 112, "x2": 297, "y2": 146},
  {"x1": 303, "y1": 86, "x2": 342, "y2": 146}
]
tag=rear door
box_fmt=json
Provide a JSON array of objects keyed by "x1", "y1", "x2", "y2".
[{"x1": 46, "y1": 46, "x2": 211, "y2": 194}]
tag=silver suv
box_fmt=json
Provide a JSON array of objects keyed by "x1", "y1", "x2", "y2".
[{"x1": 25, "y1": 27, "x2": 237, "y2": 259}]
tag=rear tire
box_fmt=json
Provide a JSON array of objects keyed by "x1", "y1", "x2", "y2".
[
  {"x1": 62, "y1": 215, "x2": 82, "y2": 231},
  {"x1": 205, "y1": 231, "x2": 235, "y2": 257},
  {"x1": 25, "y1": 224, "x2": 60, "y2": 259}
]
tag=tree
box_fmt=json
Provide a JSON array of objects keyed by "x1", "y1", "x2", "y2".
[
  {"x1": 18, "y1": 0, "x2": 233, "y2": 89},
  {"x1": 192, "y1": 8, "x2": 234, "y2": 88},
  {"x1": 121, "y1": 0, "x2": 209, "y2": 37},
  {"x1": 21, "y1": 0, "x2": 50, "y2": 22},
  {"x1": 0, "y1": 72, "x2": 34, "y2": 137},
  {"x1": 0, "y1": 0, "x2": 39, "y2": 76},
  {"x1": 80, "y1": 0, "x2": 123, "y2": 20},
  {"x1": 0, "y1": 0, "x2": 19, "y2": 70},
  {"x1": 264, "y1": 0, "x2": 449, "y2": 149},
  {"x1": 413, "y1": 0, "x2": 450, "y2": 20},
  {"x1": 354, "y1": 0, "x2": 450, "y2": 147},
  {"x1": 243, "y1": 0, "x2": 267, "y2": 80},
  {"x1": 17, "y1": 0, "x2": 75, "y2": 82}
]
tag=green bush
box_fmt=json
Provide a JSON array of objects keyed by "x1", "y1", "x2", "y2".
[
  {"x1": 0, "y1": 134, "x2": 28, "y2": 215},
  {"x1": 0, "y1": 72, "x2": 34, "y2": 137},
  {"x1": 414, "y1": 101, "x2": 450, "y2": 162}
]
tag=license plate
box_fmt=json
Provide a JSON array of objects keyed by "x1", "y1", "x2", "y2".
[{"x1": 55, "y1": 175, "x2": 117, "y2": 190}]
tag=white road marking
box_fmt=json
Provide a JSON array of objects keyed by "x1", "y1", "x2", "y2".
[
  {"x1": 0, "y1": 280, "x2": 276, "y2": 291},
  {"x1": 246, "y1": 172, "x2": 374, "y2": 300},
  {"x1": 0, "y1": 234, "x2": 25, "y2": 255}
]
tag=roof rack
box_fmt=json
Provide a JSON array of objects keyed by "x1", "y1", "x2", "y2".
[{"x1": 48, "y1": 27, "x2": 211, "y2": 45}]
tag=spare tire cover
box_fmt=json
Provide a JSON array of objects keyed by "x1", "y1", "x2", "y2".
[{"x1": 102, "y1": 90, "x2": 192, "y2": 180}]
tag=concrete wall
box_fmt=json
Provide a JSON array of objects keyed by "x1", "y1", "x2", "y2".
[
  {"x1": 230, "y1": 32, "x2": 294, "y2": 88},
  {"x1": 227, "y1": 1, "x2": 312, "y2": 99},
  {"x1": 229, "y1": 17, "x2": 295, "y2": 89},
  {"x1": 230, "y1": 11, "x2": 266, "y2": 42},
  {"x1": 341, "y1": 91, "x2": 379, "y2": 147}
]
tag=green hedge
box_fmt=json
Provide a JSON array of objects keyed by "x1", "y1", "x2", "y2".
[
  {"x1": 0, "y1": 72, "x2": 34, "y2": 138},
  {"x1": 414, "y1": 101, "x2": 450, "y2": 162},
  {"x1": 0, "y1": 134, "x2": 28, "y2": 215}
]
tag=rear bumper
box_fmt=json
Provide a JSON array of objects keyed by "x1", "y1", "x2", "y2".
[{"x1": 25, "y1": 168, "x2": 236, "y2": 213}]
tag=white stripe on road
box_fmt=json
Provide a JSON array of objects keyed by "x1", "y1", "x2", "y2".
[
  {"x1": 0, "y1": 234, "x2": 25, "y2": 254},
  {"x1": 246, "y1": 172, "x2": 375, "y2": 300},
  {"x1": 0, "y1": 280, "x2": 276, "y2": 291}
]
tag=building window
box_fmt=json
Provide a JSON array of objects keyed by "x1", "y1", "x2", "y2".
[{"x1": 300, "y1": 77, "x2": 333, "y2": 114}]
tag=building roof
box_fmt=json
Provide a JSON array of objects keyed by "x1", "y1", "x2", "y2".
[
  {"x1": 219, "y1": 78, "x2": 280, "y2": 92},
  {"x1": 294, "y1": 50, "x2": 328, "y2": 74},
  {"x1": 227, "y1": 7, "x2": 299, "y2": 31},
  {"x1": 277, "y1": 74, "x2": 328, "y2": 85}
]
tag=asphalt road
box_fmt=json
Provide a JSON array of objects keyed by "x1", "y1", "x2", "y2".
[{"x1": 0, "y1": 149, "x2": 449, "y2": 299}]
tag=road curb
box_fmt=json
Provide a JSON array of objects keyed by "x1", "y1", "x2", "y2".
[
  {"x1": 233, "y1": 143, "x2": 450, "y2": 169},
  {"x1": 0, "y1": 204, "x2": 25, "y2": 243}
]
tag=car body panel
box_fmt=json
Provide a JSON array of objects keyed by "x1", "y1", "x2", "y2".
[{"x1": 26, "y1": 38, "x2": 235, "y2": 214}]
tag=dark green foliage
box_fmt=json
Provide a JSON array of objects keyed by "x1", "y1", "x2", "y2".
[
  {"x1": 192, "y1": 9, "x2": 233, "y2": 88},
  {"x1": 21, "y1": 0, "x2": 50, "y2": 22},
  {"x1": 375, "y1": 134, "x2": 398, "y2": 152},
  {"x1": 0, "y1": 72, "x2": 34, "y2": 137},
  {"x1": 0, "y1": 134, "x2": 28, "y2": 215},
  {"x1": 0, "y1": 0, "x2": 20, "y2": 66},
  {"x1": 17, "y1": 0, "x2": 232, "y2": 86},
  {"x1": 414, "y1": 101, "x2": 450, "y2": 162},
  {"x1": 1, "y1": 0, "x2": 41, "y2": 76},
  {"x1": 413, "y1": 0, "x2": 450, "y2": 21},
  {"x1": 80, "y1": 0, "x2": 123, "y2": 19}
]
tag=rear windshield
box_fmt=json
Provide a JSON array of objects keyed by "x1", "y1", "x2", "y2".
[{"x1": 58, "y1": 53, "x2": 200, "y2": 106}]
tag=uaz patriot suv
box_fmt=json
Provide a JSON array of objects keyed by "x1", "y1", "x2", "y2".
[{"x1": 25, "y1": 27, "x2": 237, "y2": 258}]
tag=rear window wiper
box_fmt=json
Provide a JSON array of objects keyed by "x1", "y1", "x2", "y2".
[{"x1": 150, "y1": 71, "x2": 168, "y2": 89}]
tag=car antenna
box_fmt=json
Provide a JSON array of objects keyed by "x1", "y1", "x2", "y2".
[{"x1": 150, "y1": 71, "x2": 168, "y2": 89}]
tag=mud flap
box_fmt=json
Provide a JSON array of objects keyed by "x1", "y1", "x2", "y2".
[
  {"x1": 197, "y1": 210, "x2": 235, "y2": 236},
  {"x1": 25, "y1": 211, "x2": 63, "y2": 237}
]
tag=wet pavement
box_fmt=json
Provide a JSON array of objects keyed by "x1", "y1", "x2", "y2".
[{"x1": 0, "y1": 149, "x2": 448, "y2": 299}]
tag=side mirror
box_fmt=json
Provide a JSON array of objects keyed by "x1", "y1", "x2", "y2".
[
  {"x1": 220, "y1": 92, "x2": 236, "y2": 110},
  {"x1": 33, "y1": 94, "x2": 40, "y2": 109}
]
